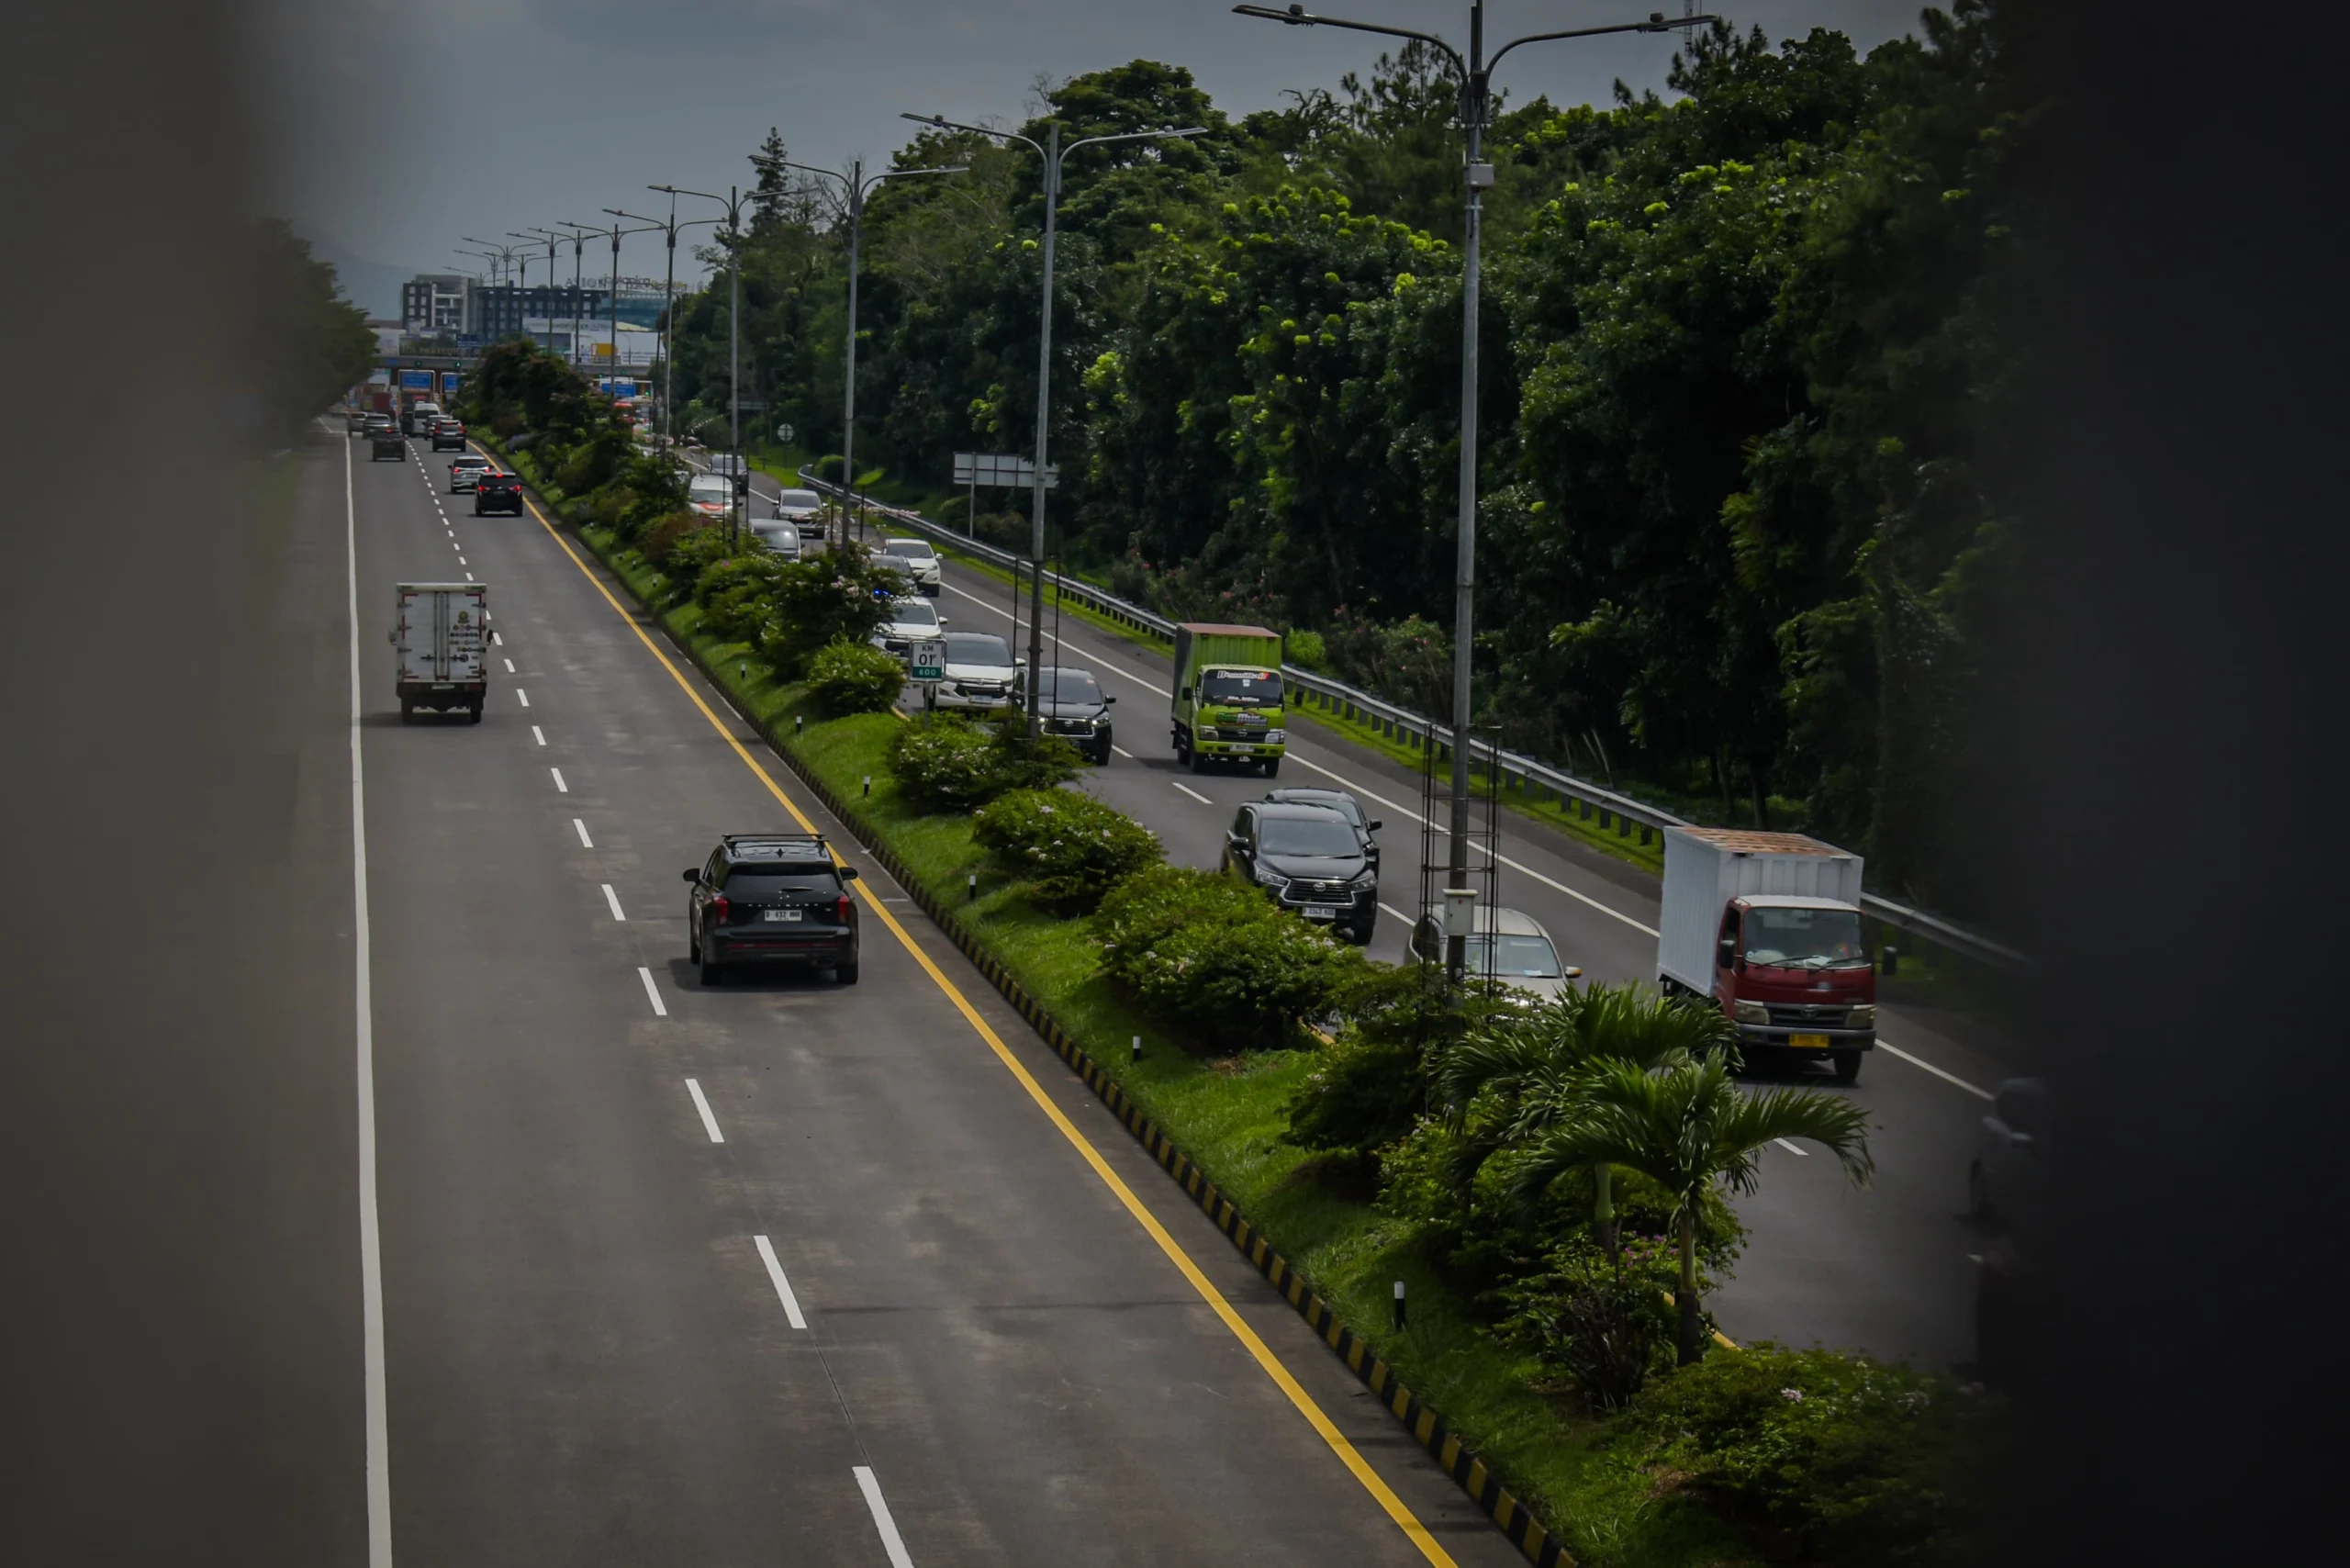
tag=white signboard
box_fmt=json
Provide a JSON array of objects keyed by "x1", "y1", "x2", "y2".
[
  {"x1": 952, "y1": 452, "x2": 1058, "y2": 488},
  {"x1": 909, "y1": 640, "x2": 947, "y2": 682}
]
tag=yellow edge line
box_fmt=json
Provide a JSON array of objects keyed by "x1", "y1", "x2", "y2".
[{"x1": 520, "y1": 494, "x2": 1460, "y2": 1568}]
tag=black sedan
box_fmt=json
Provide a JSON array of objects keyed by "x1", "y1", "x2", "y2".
[
  {"x1": 684, "y1": 835, "x2": 860, "y2": 984},
  {"x1": 1221, "y1": 801, "x2": 1378, "y2": 944},
  {"x1": 1035, "y1": 666, "x2": 1115, "y2": 765}
]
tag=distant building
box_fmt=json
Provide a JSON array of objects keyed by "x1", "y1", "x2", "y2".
[{"x1": 402, "y1": 273, "x2": 472, "y2": 335}]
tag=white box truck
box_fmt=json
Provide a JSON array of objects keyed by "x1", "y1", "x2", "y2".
[
  {"x1": 1657, "y1": 827, "x2": 1877, "y2": 1083},
  {"x1": 390, "y1": 582, "x2": 490, "y2": 722}
]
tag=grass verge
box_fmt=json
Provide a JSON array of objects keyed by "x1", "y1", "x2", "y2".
[{"x1": 573, "y1": 520, "x2": 1760, "y2": 1568}]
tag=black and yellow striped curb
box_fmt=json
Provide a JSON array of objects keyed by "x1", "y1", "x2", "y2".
[{"x1": 563, "y1": 516, "x2": 1575, "y2": 1568}]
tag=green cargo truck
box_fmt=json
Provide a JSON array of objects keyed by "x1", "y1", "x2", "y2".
[{"x1": 1170, "y1": 622, "x2": 1288, "y2": 777}]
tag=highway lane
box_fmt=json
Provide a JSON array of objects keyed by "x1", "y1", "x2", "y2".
[
  {"x1": 361, "y1": 435, "x2": 1528, "y2": 1566},
  {"x1": 719, "y1": 460, "x2": 2000, "y2": 1370}
]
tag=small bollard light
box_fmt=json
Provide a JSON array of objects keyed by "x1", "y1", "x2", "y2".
[
  {"x1": 738, "y1": 661, "x2": 745, "y2": 680},
  {"x1": 862, "y1": 774, "x2": 871, "y2": 798},
  {"x1": 1393, "y1": 1280, "x2": 1407, "y2": 1329},
  {"x1": 794, "y1": 713, "x2": 803, "y2": 737},
  {"x1": 1132, "y1": 1035, "x2": 1142, "y2": 1063},
  {"x1": 968, "y1": 872, "x2": 978, "y2": 902}
]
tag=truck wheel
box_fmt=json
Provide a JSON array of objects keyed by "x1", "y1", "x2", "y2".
[
  {"x1": 1261, "y1": 758, "x2": 1281, "y2": 779},
  {"x1": 834, "y1": 961, "x2": 859, "y2": 986},
  {"x1": 1831, "y1": 1050, "x2": 1863, "y2": 1085},
  {"x1": 1189, "y1": 743, "x2": 1209, "y2": 775},
  {"x1": 466, "y1": 703, "x2": 483, "y2": 724},
  {"x1": 398, "y1": 698, "x2": 413, "y2": 722}
]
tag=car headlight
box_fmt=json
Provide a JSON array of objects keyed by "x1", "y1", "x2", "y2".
[
  {"x1": 1348, "y1": 867, "x2": 1377, "y2": 887},
  {"x1": 1733, "y1": 1000, "x2": 1770, "y2": 1025},
  {"x1": 1253, "y1": 863, "x2": 1290, "y2": 890},
  {"x1": 1846, "y1": 1004, "x2": 1876, "y2": 1027},
  {"x1": 1263, "y1": 729, "x2": 1287, "y2": 744}
]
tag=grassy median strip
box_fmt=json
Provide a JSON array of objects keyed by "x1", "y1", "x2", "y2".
[{"x1": 576, "y1": 521, "x2": 1756, "y2": 1568}]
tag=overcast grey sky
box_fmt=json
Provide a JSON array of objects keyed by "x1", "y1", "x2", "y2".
[{"x1": 263, "y1": 1, "x2": 1929, "y2": 313}]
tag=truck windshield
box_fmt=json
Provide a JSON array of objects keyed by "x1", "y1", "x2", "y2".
[
  {"x1": 1471, "y1": 935, "x2": 1563, "y2": 978},
  {"x1": 1743, "y1": 907, "x2": 1869, "y2": 968},
  {"x1": 1203, "y1": 670, "x2": 1281, "y2": 707}
]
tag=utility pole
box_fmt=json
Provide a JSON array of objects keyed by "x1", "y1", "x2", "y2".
[
  {"x1": 901, "y1": 111, "x2": 1205, "y2": 734},
  {"x1": 607, "y1": 199, "x2": 721, "y2": 451}
]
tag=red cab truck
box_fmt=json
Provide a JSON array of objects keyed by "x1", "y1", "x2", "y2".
[{"x1": 1657, "y1": 827, "x2": 1876, "y2": 1083}]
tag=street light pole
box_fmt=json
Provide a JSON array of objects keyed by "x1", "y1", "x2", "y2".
[
  {"x1": 1233, "y1": 2, "x2": 1709, "y2": 982},
  {"x1": 463, "y1": 238, "x2": 525, "y2": 335},
  {"x1": 606, "y1": 202, "x2": 722, "y2": 451},
  {"x1": 654, "y1": 184, "x2": 760, "y2": 547},
  {"x1": 570, "y1": 218, "x2": 664, "y2": 398},
  {"x1": 901, "y1": 111, "x2": 1206, "y2": 734},
  {"x1": 769, "y1": 155, "x2": 965, "y2": 550}
]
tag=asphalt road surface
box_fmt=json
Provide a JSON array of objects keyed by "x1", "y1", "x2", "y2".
[
  {"x1": 353, "y1": 432, "x2": 1531, "y2": 1565},
  {"x1": 720, "y1": 459, "x2": 2010, "y2": 1372}
]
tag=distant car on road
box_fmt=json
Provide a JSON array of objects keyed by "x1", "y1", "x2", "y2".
[
  {"x1": 1409, "y1": 905, "x2": 1582, "y2": 999},
  {"x1": 777, "y1": 487, "x2": 827, "y2": 543},
  {"x1": 369, "y1": 430, "x2": 405, "y2": 462},
  {"x1": 473, "y1": 471, "x2": 524, "y2": 515},
  {"x1": 1223, "y1": 801, "x2": 1379, "y2": 945},
  {"x1": 345, "y1": 409, "x2": 368, "y2": 436},
  {"x1": 748, "y1": 516, "x2": 802, "y2": 560},
  {"x1": 1034, "y1": 665, "x2": 1113, "y2": 763},
  {"x1": 448, "y1": 455, "x2": 492, "y2": 493},
  {"x1": 879, "y1": 537, "x2": 941, "y2": 595},
  {"x1": 925, "y1": 633, "x2": 1022, "y2": 717},
  {"x1": 868, "y1": 595, "x2": 945, "y2": 658},
  {"x1": 1265, "y1": 786, "x2": 1381, "y2": 868},
  {"x1": 687, "y1": 474, "x2": 733, "y2": 521},
  {"x1": 684, "y1": 834, "x2": 860, "y2": 985},
  {"x1": 362, "y1": 413, "x2": 394, "y2": 438},
  {"x1": 430, "y1": 418, "x2": 466, "y2": 452}
]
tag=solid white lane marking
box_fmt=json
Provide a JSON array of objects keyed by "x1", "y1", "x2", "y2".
[
  {"x1": 532, "y1": 724, "x2": 545, "y2": 745},
  {"x1": 853, "y1": 1467, "x2": 916, "y2": 1568},
  {"x1": 341, "y1": 432, "x2": 396, "y2": 1567},
  {"x1": 516, "y1": 688, "x2": 530, "y2": 707},
  {"x1": 1111, "y1": 744, "x2": 1134, "y2": 758},
  {"x1": 684, "y1": 1075, "x2": 722, "y2": 1140},
  {"x1": 1171, "y1": 780, "x2": 1213, "y2": 806},
  {"x1": 550, "y1": 767, "x2": 567, "y2": 793},
  {"x1": 601, "y1": 883, "x2": 626, "y2": 922},
  {"x1": 1876, "y1": 1038, "x2": 1993, "y2": 1100},
  {"x1": 641, "y1": 967, "x2": 670, "y2": 1018},
  {"x1": 503, "y1": 657, "x2": 515, "y2": 673},
  {"x1": 753, "y1": 1235, "x2": 809, "y2": 1329},
  {"x1": 573, "y1": 817, "x2": 593, "y2": 848},
  {"x1": 1379, "y1": 902, "x2": 1412, "y2": 924},
  {"x1": 1774, "y1": 1137, "x2": 1809, "y2": 1156}
]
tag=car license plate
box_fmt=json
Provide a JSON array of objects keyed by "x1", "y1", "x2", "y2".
[
  {"x1": 763, "y1": 908, "x2": 802, "y2": 923},
  {"x1": 1302, "y1": 906, "x2": 1337, "y2": 920},
  {"x1": 1788, "y1": 1033, "x2": 1830, "y2": 1049}
]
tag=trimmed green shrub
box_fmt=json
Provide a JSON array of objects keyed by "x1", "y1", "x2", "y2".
[
  {"x1": 1493, "y1": 1234, "x2": 1686, "y2": 1408},
  {"x1": 636, "y1": 510, "x2": 703, "y2": 567},
  {"x1": 751, "y1": 548, "x2": 908, "y2": 678},
  {"x1": 805, "y1": 637, "x2": 907, "y2": 718},
  {"x1": 1093, "y1": 865, "x2": 1367, "y2": 1050},
  {"x1": 971, "y1": 789, "x2": 1163, "y2": 913},
  {"x1": 886, "y1": 714, "x2": 1081, "y2": 814},
  {"x1": 1618, "y1": 1343, "x2": 1988, "y2": 1564}
]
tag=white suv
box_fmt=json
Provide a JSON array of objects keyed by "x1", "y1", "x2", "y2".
[
  {"x1": 925, "y1": 632, "x2": 1022, "y2": 713},
  {"x1": 880, "y1": 537, "x2": 942, "y2": 595},
  {"x1": 868, "y1": 595, "x2": 946, "y2": 658}
]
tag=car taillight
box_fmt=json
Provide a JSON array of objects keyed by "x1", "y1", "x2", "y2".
[
  {"x1": 835, "y1": 894, "x2": 853, "y2": 924},
  {"x1": 711, "y1": 895, "x2": 730, "y2": 924}
]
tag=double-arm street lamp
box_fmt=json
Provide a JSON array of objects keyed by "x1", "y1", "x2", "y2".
[
  {"x1": 568, "y1": 216, "x2": 666, "y2": 398},
  {"x1": 1233, "y1": 1, "x2": 1712, "y2": 981},
  {"x1": 901, "y1": 110, "x2": 1207, "y2": 733},
  {"x1": 651, "y1": 183, "x2": 762, "y2": 545},
  {"x1": 520, "y1": 225, "x2": 594, "y2": 365},
  {"x1": 603, "y1": 196, "x2": 723, "y2": 451},
  {"x1": 462, "y1": 236, "x2": 522, "y2": 290},
  {"x1": 767, "y1": 155, "x2": 965, "y2": 548}
]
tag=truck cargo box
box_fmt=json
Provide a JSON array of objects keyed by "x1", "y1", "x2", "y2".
[{"x1": 1657, "y1": 827, "x2": 1863, "y2": 992}]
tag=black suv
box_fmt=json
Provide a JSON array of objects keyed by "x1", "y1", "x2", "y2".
[
  {"x1": 1222, "y1": 801, "x2": 1378, "y2": 944},
  {"x1": 473, "y1": 471, "x2": 524, "y2": 515},
  {"x1": 1036, "y1": 666, "x2": 1115, "y2": 765},
  {"x1": 369, "y1": 429, "x2": 404, "y2": 462},
  {"x1": 430, "y1": 418, "x2": 467, "y2": 452},
  {"x1": 684, "y1": 835, "x2": 861, "y2": 984},
  {"x1": 1265, "y1": 787, "x2": 1381, "y2": 868}
]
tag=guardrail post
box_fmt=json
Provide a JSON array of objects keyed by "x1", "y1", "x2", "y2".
[
  {"x1": 1638, "y1": 824, "x2": 1651, "y2": 846},
  {"x1": 1617, "y1": 813, "x2": 1631, "y2": 838}
]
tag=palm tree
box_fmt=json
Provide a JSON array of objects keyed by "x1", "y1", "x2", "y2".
[
  {"x1": 1510, "y1": 1053, "x2": 1874, "y2": 1364},
  {"x1": 1432, "y1": 983, "x2": 1737, "y2": 1254}
]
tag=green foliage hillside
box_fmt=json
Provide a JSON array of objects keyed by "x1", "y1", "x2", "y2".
[{"x1": 659, "y1": 3, "x2": 2031, "y2": 916}]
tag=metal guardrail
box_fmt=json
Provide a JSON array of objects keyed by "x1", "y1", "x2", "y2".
[{"x1": 799, "y1": 469, "x2": 2029, "y2": 972}]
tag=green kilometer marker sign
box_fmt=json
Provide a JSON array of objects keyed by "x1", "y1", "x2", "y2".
[{"x1": 909, "y1": 640, "x2": 946, "y2": 682}]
